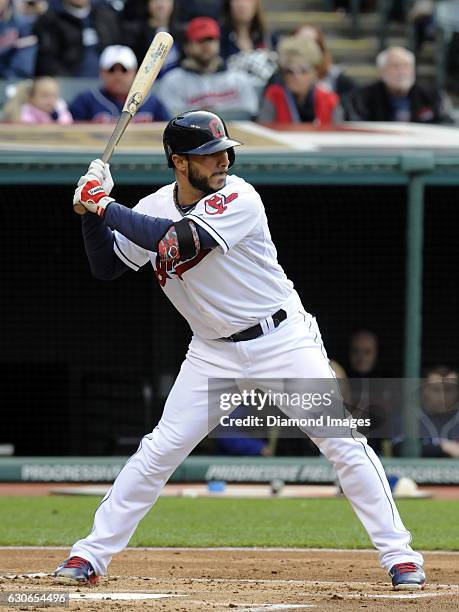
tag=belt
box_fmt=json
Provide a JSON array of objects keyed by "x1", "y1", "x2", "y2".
[{"x1": 221, "y1": 309, "x2": 287, "y2": 342}]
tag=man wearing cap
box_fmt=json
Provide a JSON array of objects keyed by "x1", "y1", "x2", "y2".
[
  {"x1": 69, "y1": 45, "x2": 170, "y2": 123},
  {"x1": 156, "y1": 16, "x2": 259, "y2": 119}
]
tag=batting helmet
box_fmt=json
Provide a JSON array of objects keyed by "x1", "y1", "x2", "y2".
[{"x1": 163, "y1": 110, "x2": 243, "y2": 169}]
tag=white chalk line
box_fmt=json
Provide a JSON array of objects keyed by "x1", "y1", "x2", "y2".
[
  {"x1": 69, "y1": 592, "x2": 182, "y2": 601},
  {"x1": 0, "y1": 545, "x2": 458, "y2": 555},
  {"x1": 0, "y1": 573, "x2": 50, "y2": 579},
  {"x1": 131, "y1": 576, "x2": 459, "y2": 593},
  {"x1": 353, "y1": 593, "x2": 456, "y2": 599},
  {"x1": 236, "y1": 606, "x2": 316, "y2": 611}
]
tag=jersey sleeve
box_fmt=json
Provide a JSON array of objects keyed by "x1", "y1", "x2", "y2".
[
  {"x1": 186, "y1": 182, "x2": 262, "y2": 253},
  {"x1": 113, "y1": 198, "x2": 152, "y2": 271}
]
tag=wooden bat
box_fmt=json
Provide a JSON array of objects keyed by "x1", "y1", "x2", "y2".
[{"x1": 74, "y1": 31, "x2": 174, "y2": 214}]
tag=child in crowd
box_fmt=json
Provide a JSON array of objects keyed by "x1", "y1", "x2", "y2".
[{"x1": 2, "y1": 76, "x2": 73, "y2": 123}]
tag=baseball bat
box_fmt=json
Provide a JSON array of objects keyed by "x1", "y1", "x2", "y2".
[{"x1": 74, "y1": 31, "x2": 174, "y2": 214}]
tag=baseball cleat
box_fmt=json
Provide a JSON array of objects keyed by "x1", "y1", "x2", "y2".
[
  {"x1": 389, "y1": 562, "x2": 426, "y2": 590},
  {"x1": 53, "y1": 556, "x2": 99, "y2": 585}
]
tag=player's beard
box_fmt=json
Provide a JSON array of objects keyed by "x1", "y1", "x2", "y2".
[{"x1": 188, "y1": 161, "x2": 226, "y2": 195}]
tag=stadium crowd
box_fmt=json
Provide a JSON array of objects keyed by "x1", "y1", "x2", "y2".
[{"x1": 1, "y1": 0, "x2": 458, "y2": 124}]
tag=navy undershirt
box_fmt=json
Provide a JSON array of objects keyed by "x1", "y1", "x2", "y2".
[{"x1": 81, "y1": 202, "x2": 217, "y2": 280}]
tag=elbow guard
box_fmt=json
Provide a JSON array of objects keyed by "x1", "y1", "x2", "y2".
[{"x1": 157, "y1": 219, "x2": 201, "y2": 263}]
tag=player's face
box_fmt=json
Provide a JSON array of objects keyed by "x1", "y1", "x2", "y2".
[{"x1": 186, "y1": 150, "x2": 230, "y2": 194}]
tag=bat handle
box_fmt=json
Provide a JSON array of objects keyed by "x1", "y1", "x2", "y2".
[
  {"x1": 74, "y1": 139, "x2": 116, "y2": 214},
  {"x1": 73, "y1": 202, "x2": 88, "y2": 215},
  {"x1": 101, "y1": 112, "x2": 133, "y2": 164},
  {"x1": 74, "y1": 112, "x2": 133, "y2": 215}
]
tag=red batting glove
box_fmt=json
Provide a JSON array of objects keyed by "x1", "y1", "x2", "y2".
[{"x1": 73, "y1": 176, "x2": 114, "y2": 217}]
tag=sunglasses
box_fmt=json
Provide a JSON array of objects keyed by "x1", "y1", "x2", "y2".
[
  {"x1": 107, "y1": 65, "x2": 128, "y2": 73},
  {"x1": 283, "y1": 66, "x2": 313, "y2": 75}
]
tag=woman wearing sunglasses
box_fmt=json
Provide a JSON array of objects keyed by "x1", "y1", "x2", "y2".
[{"x1": 258, "y1": 36, "x2": 341, "y2": 126}]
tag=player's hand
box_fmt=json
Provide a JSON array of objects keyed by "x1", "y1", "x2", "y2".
[
  {"x1": 73, "y1": 159, "x2": 114, "y2": 215},
  {"x1": 87, "y1": 158, "x2": 114, "y2": 195},
  {"x1": 73, "y1": 175, "x2": 114, "y2": 217}
]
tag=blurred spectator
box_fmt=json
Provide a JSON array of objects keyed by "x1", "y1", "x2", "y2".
[
  {"x1": 392, "y1": 365, "x2": 459, "y2": 458},
  {"x1": 156, "y1": 17, "x2": 259, "y2": 119},
  {"x1": 221, "y1": 0, "x2": 277, "y2": 87},
  {"x1": 15, "y1": 0, "x2": 48, "y2": 24},
  {"x1": 440, "y1": 0, "x2": 459, "y2": 89},
  {"x1": 258, "y1": 36, "x2": 340, "y2": 126},
  {"x1": 293, "y1": 24, "x2": 355, "y2": 97},
  {"x1": 418, "y1": 366, "x2": 459, "y2": 457},
  {"x1": 213, "y1": 400, "x2": 273, "y2": 457},
  {"x1": 33, "y1": 0, "x2": 122, "y2": 77},
  {"x1": 172, "y1": 0, "x2": 223, "y2": 36},
  {"x1": 122, "y1": 0, "x2": 180, "y2": 75},
  {"x1": 347, "y1": 329, "x2": 381, "y2": 378},
  {"x1": 2, "y1": 76, "x2": 72, "y2": 122},
  {"x1": 69, "y1": 45, "x2": 169, "y2": 122},
  {"x1": 226, "y1": 47, "x2": 277, "y2": 87},
  {"x1": 216, "y1": 435, "x2": 273, "y2": 456},
  {"x1": 345, "y1": 329, "x2": 389, "y2": 455},
  {"x1": 220, "y1": 0, "x2": 275, "y2": 59},
  {"x1": 343, "y1": 46, "x2": 453, "y2": 124},
  {"x1": 0, "y1": 0, "x2": 38, "y2": 78},
  {"x1": 408, "y1": 0, "x2": 435, "y2": 51},
  {"x1": 330, "y1": 358, "x2": 351, "y2": 408}
]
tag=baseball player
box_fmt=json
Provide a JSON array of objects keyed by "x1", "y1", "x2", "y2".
[{"x1": 54, "y1": 110, "x2": 425, "y2": 590}]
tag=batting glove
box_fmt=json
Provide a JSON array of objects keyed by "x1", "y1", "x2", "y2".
[
  {"x1": 73, "y1": 175, "x2": 115, "y2": 217},
  {"x1": 86, "y1": 158, "x2": 114, "y2": 195}
]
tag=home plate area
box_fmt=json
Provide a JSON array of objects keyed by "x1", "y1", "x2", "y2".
[{"x1": 0, "y1": 549, "x2": 458, "y2": 611}]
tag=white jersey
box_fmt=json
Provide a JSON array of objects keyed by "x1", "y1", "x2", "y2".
[{"x1": 113, "y1": 175, "x2": 294, "y2": 339}]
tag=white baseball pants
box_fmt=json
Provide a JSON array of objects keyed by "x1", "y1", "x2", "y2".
[{"x1": 71, "y1": 291, "x2": 423, "y2": 575}]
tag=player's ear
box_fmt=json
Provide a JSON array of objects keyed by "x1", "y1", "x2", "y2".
[{"x1": 171, "y1": 154, "x2": 188, "y2": 172}]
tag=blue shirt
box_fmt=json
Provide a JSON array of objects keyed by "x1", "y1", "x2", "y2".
[
  {"x1": 390, "y1": 95, "x2": 411, "y2": 122},
  {"x1": 69, "y1": 87, "x2": 170, "y2": 122}
]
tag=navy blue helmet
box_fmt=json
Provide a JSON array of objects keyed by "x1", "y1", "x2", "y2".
[{"x1": 163, "y1": 110, "x2": 242, "y2": 168}]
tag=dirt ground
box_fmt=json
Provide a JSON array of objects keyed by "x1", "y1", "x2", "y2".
[{"x1": 0, "y1": 548, "x2": 458, "y2": 611}]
